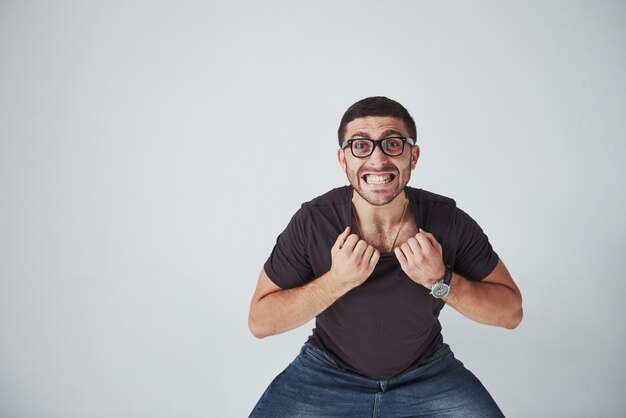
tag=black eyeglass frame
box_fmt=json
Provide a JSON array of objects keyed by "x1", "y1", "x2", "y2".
[{"x1": 340, "y1": 136, "x2": 416, "y2": 158}]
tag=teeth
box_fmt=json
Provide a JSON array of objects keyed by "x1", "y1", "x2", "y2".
[{"x1": 366, "y1": 174, "x2": 392, "y2": 184}]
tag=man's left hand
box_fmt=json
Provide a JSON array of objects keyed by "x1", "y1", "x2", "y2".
[{"x1": 394, "y1": 228, "x2": 446, "y2": 289}]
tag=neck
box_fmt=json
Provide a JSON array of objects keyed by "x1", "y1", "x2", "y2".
[{"x1": 352, "y1": 190, "x2": 409, "y2": 228}]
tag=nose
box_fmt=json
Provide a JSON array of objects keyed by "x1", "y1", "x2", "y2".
[{"x1": 368, "y1": 143, "x2": 389, "y2": 164}]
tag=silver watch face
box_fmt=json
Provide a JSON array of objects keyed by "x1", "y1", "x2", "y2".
[{"x1": 431, "y1": 282, "x2": 450, "y2": 298}]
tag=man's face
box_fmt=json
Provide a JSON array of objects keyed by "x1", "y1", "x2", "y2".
[{"x1": 338, "y1": 116, "x2": 420, "y2": 206}]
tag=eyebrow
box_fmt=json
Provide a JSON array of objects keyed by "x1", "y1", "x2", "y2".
[{"x1": 350, "y1": 129, "x2": 404, "y2": 139}]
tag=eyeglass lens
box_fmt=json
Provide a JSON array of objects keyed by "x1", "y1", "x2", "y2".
[{"x1": 351, "y1": 138, "x2": 404, "y2": 157}]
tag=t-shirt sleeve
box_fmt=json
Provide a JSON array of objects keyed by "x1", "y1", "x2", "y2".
[
  {"x1": 453, "y1": 208, "x2": 499, "y2": 281},
  {"x1": 263, "y1": 205, "x2": 315, "y2": 289}
]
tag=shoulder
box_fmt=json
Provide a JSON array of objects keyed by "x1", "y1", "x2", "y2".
[
  {"x1": 405, "y1": 186, "x2": 457, "y2": 209},
  {"x1": 406, "y1": 188, "x2": 483, "y2": 229},
  {"x1": 285, "y1": 186, "x2": 351, "y2": 227},
  {"x1": 292, "y1": 186, "x2": 351, "y2": 239},
  {"x1": 296, "y1": 186, "x2": 352, "y2": 218},
  {"x1": 304, "y1": 185, "x2": 352, "y2": 208},
  {"x1": 405, "y1": 186, "x2": 467, "y2": 231}
]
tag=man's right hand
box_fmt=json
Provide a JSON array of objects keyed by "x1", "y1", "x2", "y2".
[
  {"x1": 329, "y1": 226, "x2": 380, "y2": 289},
  {"x1": 249, "y1": 227, "x2": 379, "y2": 339}
]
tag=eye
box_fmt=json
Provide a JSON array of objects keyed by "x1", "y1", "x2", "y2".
[
  {"x1": 353, "y1": 140, "x2": 371, "y2": 151},
  {"x1": 383, "y1": 138, "x2": 403, "y2": 150}
]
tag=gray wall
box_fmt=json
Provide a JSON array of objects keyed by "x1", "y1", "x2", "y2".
[{"x1": 1, "y1": 1, "x2": 625, "y2": 417}]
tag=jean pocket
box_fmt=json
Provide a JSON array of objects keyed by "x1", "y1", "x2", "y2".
[{"x1": 304, "y1": 345, "x2": 341, "y2": 370}]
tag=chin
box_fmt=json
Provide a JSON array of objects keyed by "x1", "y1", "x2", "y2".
[{"x1": 353, "y1": 187, "x2": 404, "y2": 206}]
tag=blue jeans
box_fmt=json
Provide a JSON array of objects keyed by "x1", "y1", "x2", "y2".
[{"x1": 250, "y1": 343, "x2": 504, "y2": 418}]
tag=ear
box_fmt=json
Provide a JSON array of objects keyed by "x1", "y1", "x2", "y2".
[
  {"x1": 337, "y1": 148, "x2": 348, "y2": 173},
  {"x1": 410, "y1": 145, "x2": 420, "y2": 170}
]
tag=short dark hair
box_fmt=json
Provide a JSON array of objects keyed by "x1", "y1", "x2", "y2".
[{"x1": 337, "y1": 96, "x2": 417, "y2": 146}]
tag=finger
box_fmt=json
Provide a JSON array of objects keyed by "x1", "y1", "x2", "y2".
[
  {"x1": 369, "y1": 248, "x2": 381, "y2": 268},
  {"x1": 363, "y1": 244, "x2": 374, "y2": 261},
  {"x1": 396, "y1": 244, "x2": 411, "y2": 262},
  {"x1": 418, "y1": 228, "x2": 441, "y2": 250},
  {"x1": 342, "y1": 234, "x2": 360, "y2": 252},
  {"x1": 394, "y1": 247, "x2": 408, "y2": 268},
  {"x1": 406, "y1": 237, "x2": 421, "y2": 255},
  {"x1": 333, "y1": 227, "x2": 351, "y2": 250},
  {"x1": 353, "y1": 239, "x2": 368, "y2": 257},
  {"x1": 414, "y1": 234, "x2": 433, "y2": 255}
]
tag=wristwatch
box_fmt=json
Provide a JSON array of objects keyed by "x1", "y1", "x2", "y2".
[{"x1": 430, "y1": 266, "x2": 453, "y2": 299}]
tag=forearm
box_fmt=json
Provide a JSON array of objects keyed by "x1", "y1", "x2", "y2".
[
  {"x1": 249, "y1": 271, "x2": 352, "y2": 339},
  {"x1": 443, "y1": 273, "x2": 523, "y2": 329}
]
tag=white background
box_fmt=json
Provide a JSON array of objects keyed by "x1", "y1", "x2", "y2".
[{"x1": 1, "y1": 1, "x2": 625, "y2": 417}]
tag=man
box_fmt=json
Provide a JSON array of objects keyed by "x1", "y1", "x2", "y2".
[{"x1": 248, "y1": 96, "x2": 523, "y2": 417}]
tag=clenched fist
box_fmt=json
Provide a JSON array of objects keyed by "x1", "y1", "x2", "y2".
[
  {"x1": 329, "y1": 226, "x2": 380, "y2": 290},
  {"x1": 394, "y1": 228, "x2": 446, "y2": 289}
]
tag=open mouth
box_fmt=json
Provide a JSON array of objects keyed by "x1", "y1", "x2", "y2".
[{"x1": 362, "y1": 173, "x2": 396, "y2": 185}]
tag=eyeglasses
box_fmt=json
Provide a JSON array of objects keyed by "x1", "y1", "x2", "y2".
[{"x1": 341, "y1": 136, "x2": 415, "y2": 158}]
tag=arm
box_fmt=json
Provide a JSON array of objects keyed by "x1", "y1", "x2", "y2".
[
  {"x1": 444, "y1": 259, "x2": 522, "y2": 329},
  {"x1": 395, "y1": 229, "x2": 523, "y2": 329},
  {"x1": 248, "y1": 227, "x2": 380, "y2": 339},
  {"x1": 248, "y1": 268, "x2": 348, "y2": 339}
]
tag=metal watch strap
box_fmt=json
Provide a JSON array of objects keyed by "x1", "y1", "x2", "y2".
[{"x1": 430, "y1": 265, "x2": 453, "y2": 299}]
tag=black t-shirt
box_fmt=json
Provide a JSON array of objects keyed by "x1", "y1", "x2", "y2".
[{"x1": 264, "y1": 186, "x2": 499, "y2": 379}]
